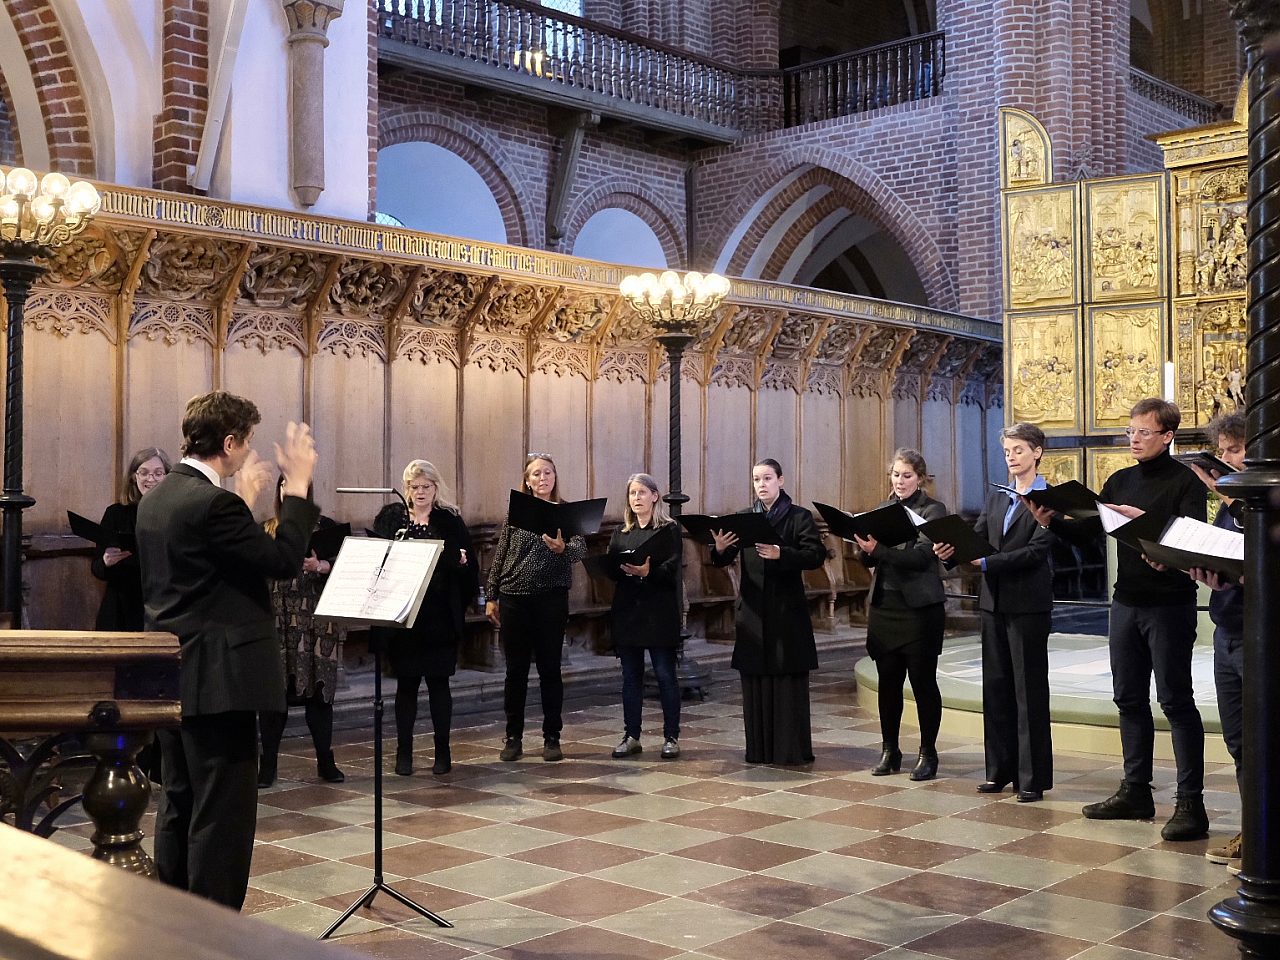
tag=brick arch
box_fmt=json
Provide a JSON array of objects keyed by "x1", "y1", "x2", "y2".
[
  {"x1": 378, "y1": 107, "x2": 534, "y2": 247},
  {"x1": 5, "y1": 0, "x2": 95, "y2": 175},
  {"x1": 707, "y1": 146, "x2": 956, "y2": 311},
  {"x1": 562, "y1": 180, "x2": 686, "y2": 269}
]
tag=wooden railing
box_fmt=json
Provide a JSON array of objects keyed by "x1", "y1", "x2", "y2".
[
  {"x1": 1128, "y1": 67, "x2": 1220, "y2": 125},
  {"x1": 782, "y1": 32, "x2": 946, "y2": 126},
  {"x1": 377, "y1": 0, "x2": 944, "y2": 133}
]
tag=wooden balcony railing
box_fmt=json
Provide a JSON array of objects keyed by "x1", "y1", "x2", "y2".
[
  {"x1": 1128, "y1": 67, "x2": 1220, "y2": 126},
  {"x1": 376, "y1": 0, "x2": 944, "y2": 136}
]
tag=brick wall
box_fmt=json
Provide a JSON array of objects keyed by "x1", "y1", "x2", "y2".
[
  {"x1": 1125, "y1": 85, "x2": 1206, "y2": 173},
  {"x1": 0, "y1": 73, "x2": 20, "y2": 166},
  {"x1": 152, "y1": 0, "x2": 209, "y2": 193}
]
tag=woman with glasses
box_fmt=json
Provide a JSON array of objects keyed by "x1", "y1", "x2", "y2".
[
  {"x1": 486, "y1": 453, "x2": 587, "y2": 762},
  {"x1": 710, "y1": 458, "x2": 826, "y2": 765},
  {"x1": 92, "y1": 447, "x2": 172, "y2": 630},
  {"x1": 372, "y1": 460, "x2": 476, "y2": 777}
]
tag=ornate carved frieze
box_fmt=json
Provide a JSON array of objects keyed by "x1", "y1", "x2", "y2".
[
  {"x1": 532, "y1": 342, "x2": 591, "y2": 379},
  {"x1": 605, "y1": 303, "x2": 657, "y2": 344},
  {"x1": 316, "y1": 317, "x2": 387, "y2": 361},
  {"x1": 813, "y1": 319, "x2": 865, "y2": 365},
  {"x1": 467, "y1": 334, "x2": 526, "y2": 375},
  {"x1": 397, "y1": 325, "x2": 462, "y2": 367},
  {"x1": 408, "y1": 270, "x2": 485, "y2": 328},
  {"x1": 958, "y1": 376, "x2": 987, "y2": 407},
  {"x1": 138, "y1": 235, "x2": 243, "y2": 302},
  {"x1": 36, "y1": 227, "x2": 147, "y2": 292},
  {"x1": 931, "y1": 338, "x2": 979, "y2": 381},
  {"x1": 854, "y1": 327, "x2": 912, "y2": 374},
  {"x1": 327, "y1": 260, "x2": 408, "y2": 318},
  {"x1": 239, "y1": 248, "x2": 327, "y2": 311},
  {"x1": 226, "y1": 310, "x2": 307, "y2": 355},
  {"x1": 129, "y1": 298, "x2": 216, "y2": 345},
  {"x1": 597, "y1": 349, "x2": 650, "y2": 384},
  {"x1": 847, "y1": 365, "x2": 884, "y2": 399},
  {"x1": 806, "y1": 363, "x2": 842, "y2": 396},
  {"x1": 895, "y1": 331, "x2": 947, "y2": 376},
  {"x1": 891, "y1": 369, "x2": 922, "y2": 401},
  {"x1": 926, "y1": 376, "x2": 956, "y2": 403},
  {"x1": 719, "y1": 307, "x2": 777, "y2": 354},
  {"x1": 709, "y1": 355, "x2": 755, "y2": 390},
  {"x1": 24, "y1": 289, "x2": 115, "y2": 342},
  {"x1": 769, "y1": 315, "x2": 817, "y2": 361},
  {"x1": 761, "y1": 360, "x2": 801, "y2": 392},
  {"x1": 544, "y1": 293, "x2": 611, "y2": 343},
  {"x1": 476, "y1": 282, "x2": 548, "y2": 335},
  {"x1": 657, "y1": 350, "x2": 705, "y2": 385}
]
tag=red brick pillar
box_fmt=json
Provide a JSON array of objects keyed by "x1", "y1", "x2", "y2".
[{"x1": 153, "y1": 0, "x2": 209, "y2": 194}]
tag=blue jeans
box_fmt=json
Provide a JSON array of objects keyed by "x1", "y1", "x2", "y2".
[
  {"x1": 619, "y1": 645, "x2": 680, "y2": 741},
  {"x1": 1213, "y1": 625, "x2": 1243, "y2": 793}
]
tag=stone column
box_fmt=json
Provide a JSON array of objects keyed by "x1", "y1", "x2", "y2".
[{"x1": 281, "y1": 0, "x2": 345, "y2": 207}]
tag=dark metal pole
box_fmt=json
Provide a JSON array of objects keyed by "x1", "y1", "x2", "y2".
[
  {"x1": 0, "y1": 257, "x2": 42, "y2": 628},
  {"x1": 1211, "y1": 6, "x2": 1280, "y2": 956}
]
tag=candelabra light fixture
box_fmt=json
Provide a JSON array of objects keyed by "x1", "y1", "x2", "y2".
[{"x1": 0, "y1": 166, "x2": 101, "y2": 626}]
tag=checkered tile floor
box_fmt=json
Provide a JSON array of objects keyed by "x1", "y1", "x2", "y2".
[{"x1": 52, "y1": 650, "x2": 1245, "y2": 959}]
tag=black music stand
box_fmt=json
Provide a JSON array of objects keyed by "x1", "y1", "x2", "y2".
[{"x1": 320, "y1": 487, "x2": 452, "y2": 939}]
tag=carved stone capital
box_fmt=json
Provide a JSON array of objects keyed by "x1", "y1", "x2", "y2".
[
  {"x1": 281, "y1": 0, "x2": 345, "y2": 44},
  {"x1": 1228, "y1": 0, "x2": 1280, "y2": 48}
]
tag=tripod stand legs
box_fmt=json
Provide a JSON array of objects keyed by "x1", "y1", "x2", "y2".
[{"x1": 319, "y1": 880, "x2": 452, "y2": 939}]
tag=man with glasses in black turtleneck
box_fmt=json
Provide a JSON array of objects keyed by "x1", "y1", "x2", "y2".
[{"x1": 1026, "y1": 398, "x2": 1209, "y2": 841}]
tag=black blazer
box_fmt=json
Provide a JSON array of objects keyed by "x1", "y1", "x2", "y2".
[
  {"x1": 973, "y1": 487, "x2": 1055, "y2": 615},
  {"x1": 711, "y1": 498, "x2": 827, "y2": 675},
  {"x1": 91, "y1": 501, "x2": 144, "y2": 631},
  {"x1": 373, "y1": 502, "x2": 478, "y2": 642},
  {"x1": 857, "y1": 491, "x2": 947, "y2": 608},
  {"x1": 136, "y1": 463, "x2": 320, "y2": 716},
  {"x1": 606, "y1": 522, "x2": 681, "y2": 650}
]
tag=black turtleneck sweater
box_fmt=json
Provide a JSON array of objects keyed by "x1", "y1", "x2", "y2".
[{"x1": 1050, "y1": 449, "x2": 1205, "y2": 607}]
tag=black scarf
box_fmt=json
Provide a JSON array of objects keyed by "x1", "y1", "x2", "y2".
[{"x1": 754, "y1": 489, "x2": 793, "y2": 526}]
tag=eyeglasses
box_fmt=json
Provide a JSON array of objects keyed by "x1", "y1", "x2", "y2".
[
  {"x1": 1123, "y1": 427, "x2": 1171, "y2": 439},
  {"x1": 526, "y1": 452, "x2": 552, "y2": 461},
  {"x1": 135, "y1": 469, "x2": 167, "y2": 480}
]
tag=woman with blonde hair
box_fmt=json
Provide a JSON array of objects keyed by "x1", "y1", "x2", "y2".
[
  {"x1": 373, "y1": 460, "x2": 476, "y2": 776},
  {"x1": 604, "y1": 473, "x2": 683, "y2": 759}
]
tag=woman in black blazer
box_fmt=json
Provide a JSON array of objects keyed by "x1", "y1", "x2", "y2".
[
  {"x1": 92, "y1": 446, "x2": 172, "y2": 630},
  {"x1": 604, "y1": 473, "x2": 683, "y2": 760},
  {"x1": 711, "y1": 458, "x2": 826, "y2": 765},
  {"x1": 854, "y1": 448, "x2": 948, "y2": 780},
  {"x1": 374, "y1": 460, "x2": 477, "y2": 776},
  {"x1": 933, "y1": 423, "x2": 1055, "y2": 801}
]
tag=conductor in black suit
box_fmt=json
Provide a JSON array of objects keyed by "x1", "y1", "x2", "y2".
[
  {"x1": 136, "y1": 391, "x2": 319, "y2": 909},
  {"x1": 933, "y1": 422, "x2": 1055, "y2": 802}
]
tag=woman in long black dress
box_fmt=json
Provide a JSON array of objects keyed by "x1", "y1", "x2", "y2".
[
  {"x1": 854, "y1": 448, "x2": 948, "y2": 781},
  {"x1": 92, "y1": 447, "x2": 172, "y2": 630},
  {"x1": 375, "y1": 460, "x2": 476, "y2": 776},
  {"x1": 710, "y1": 458, "x2": 826, "y2": 765},
  {"x1": 604, "y1": 473, "x2": 682, "y2": 760}
]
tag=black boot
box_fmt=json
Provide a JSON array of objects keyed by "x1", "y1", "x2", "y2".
[
  {"x1": 1161, "y1": 792, "x2": 1210, "y2": 841},
  {"x1": 872, "y1": 745, "x2": 902, "y2": 776},
  {"x1": 1082, "y1": 781, "x2": 1155, "y2": 820},
  {"x1": 394, "y1": 740, "x2": 414, "y2": 777},
  {"x1": 256, "y1": 754, "x2": 277, "y2": 789},
  {"x1": 432, "y1": 740, "x2": 452, "y2": 775},
  {"x1": 910, "y1": 748, "x2": 938, "y2": 781},
  {"x1": 316, "y1": 750, "x2": 345, "y2": 783}
]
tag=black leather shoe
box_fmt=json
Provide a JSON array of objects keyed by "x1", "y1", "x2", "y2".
[
  {"x1": 909, "y1": 748, "x2": 939, "y2": 781},
  {"x1": 1016, "y1": 789, "x2": 1043, "y2": 803},
  {"x1": 1161, "y1": 792, "x2": 1209, "y2": 840},
  {"x1": 871, "y1": 746, "x2": 902, "y2": 776},
  {"x1": 316, "y1": 750, "x2": 346, "y2": 784},
  {"x1": 256, "y1": 755, "x2": 277, "y2": 789},
  {"x1": 431, "y1": 746, "x2": 452, "y2": 776},
  {"x1": 977, "y1": 780, "x2": 1010, "y2": 794},
  {"x1": 1083, "y1": 781, "x2": 1155, "y2": 820},
  {"x1": 394, "y1": 746, "x2": 413, "y2": 777}
]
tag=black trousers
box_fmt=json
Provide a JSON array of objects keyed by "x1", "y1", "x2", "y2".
[
  {"x1": 499, "y1": 590, "x2": 568, "y2": 742},
  {"x1": 395, "y1": 674, "x2": 453, "y2": 749},
  {"x1": 258, "y1": 693, "x2": 334, "y2": 764},
  {"x1": 875, "y1": 647, "x2": 942, "y2": 751},
  {"x1": 155, "y1": 711, "x2": 258, "y2": 910},
  {"x1": 1110, "y1": 600, "x2": 1203, "y2": 794},
  {"x1": 981, "y1": 611, "x2": 1053, "y2": 791}
]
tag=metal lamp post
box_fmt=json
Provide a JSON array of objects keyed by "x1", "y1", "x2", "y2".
[
  {"x1": 0, "y1": 168, "x2": 101, "y2": 626},
  {"x1": 619, "y1": 269, "x2": 731, "y2": 694}
]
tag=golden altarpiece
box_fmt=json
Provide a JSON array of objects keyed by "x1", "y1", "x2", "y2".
[{"x1": 999, "y1": 92, "x2": 1247, "y2": 490}]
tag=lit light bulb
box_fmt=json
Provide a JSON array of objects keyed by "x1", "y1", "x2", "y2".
[
  {"x1": 29, "y1": 195, "x2": 55, "y2": 224},
  {"x1": 39, "y1": 172, "x2": 69, "y2": 200},
  {"x1": 0, "y1": 197, "x2": 19, "y2": 223},
  {"x1": 6, "y1": 167, "x2": 37, "y2": 198},
  {"x1": 64, "y1": 180, "x2": 100, "y2": 216}
]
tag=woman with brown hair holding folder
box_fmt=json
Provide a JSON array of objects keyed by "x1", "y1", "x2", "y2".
[
  {"x1": 486, "y1": 453, "x2": 587, "y2": 762},
  {"x1": 710, "y1": 458, "x2": 826, "y2": 765},
  {"x1": 91, "y1": 446, "x2": 172, "y2": 630},
  {"x1": 374, "y1": 460, "x2": 477, "y2": 776},
  {"x1": 854, "y1": 448, "x2": 947, "y2": 780},
  {"x1": 604, "y1": 473, "x2": 682, "y2": 759}
]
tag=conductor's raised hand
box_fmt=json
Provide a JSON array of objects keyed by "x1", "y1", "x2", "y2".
[
  {"x1": 276, "y1": 421, "x2": 318, "y2": 499},
  {"x1": 710, "y1": 528, "x2": 739, "y2": 553},
  {"x1": 542, "y1": 529, "x2": 566, "y2": 554},
  {"x1": 235, "y1": 449, "x2": 272, "y2": 509}
]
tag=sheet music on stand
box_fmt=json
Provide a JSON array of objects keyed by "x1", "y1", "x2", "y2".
[{"x1": 314, "y1": 537, "x2": 444, "y2": 627}]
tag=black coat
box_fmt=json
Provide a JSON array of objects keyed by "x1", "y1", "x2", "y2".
[
  {"x1": 974, "y1": 487, "x2": 1056, "y2": 615},
  {"x1": 91, "y1": 501, "x2": 144, "y2": 631},
  {"x1": 136, "y1": 464, "x2": 319, "y2": 716},
  {"x1": 606, "y1": 522, "x2": 681, "y2": 650},
  {"x1": 372, "y1": 502, "x2": 478, "y2": 678},
  {"x1": 711, "y1": 498, "x2": 826, "y2": 675},
  {"x1": 858, "y1": 490, "x2": 947, "y2": 608}
]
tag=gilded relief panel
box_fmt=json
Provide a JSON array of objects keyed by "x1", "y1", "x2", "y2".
[
  {"x1": 1174, "y1": 299, "x2": 1246, "y2": 427},
  {"x1": 1003, "y1": 184, "x2": 1079, "y2": 309},
  {"x1": 1038, "y1": 449, "x2": 1083, "y2": 487},
  {"x1": 1006, "y1": 309, "x2": 1080, "y2": 434},
  {"x1": 1088, "y1": 447, "x2": 1132, "y2": 492},
  {"x1": 999, "y1": 108, "x2": 1052, "y2": 188},
  {"x1": 1086, "y1": 303, "x2": 1163, "y2": 433},
  {"x1": 1084, "y1": 175, "x2": 1163, "y2": 303},
  {"x1": 1170, "y1": 164, "x2": 1247, "y2": 298}
]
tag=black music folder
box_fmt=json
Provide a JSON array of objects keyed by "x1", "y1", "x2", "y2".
[
  {"x1": 916, "y1": 514, "x2": 996, "y2": 566},
  {"x1": 308, "y1": 523, "x2": 352, "y2": 563},
  {"x1": 507, "y1": 489, "x2": 607, "y2": 538},
  {"x1": 582, "y1": 528, "x2": 678, "y2": 581},
  {"x1": 679, "y1": 511, "x2": 781, "y2": 546},
  {"x1": 1017, "y1": 480, "x2": 1101, "y2": 518},
  {"x1": 1138, "y1": 516, "x2": 1244, "y2": 583},
  {"x1": 812, "y1": 501, "x2": 921, "y2": 548},
  {"x1": 1098, "y1": 504, "x2": 1169, "y2": 552},
  {"x1": 68, "y1": 511, "x2": 136, "y2": 551},
  {"x1": 1173, "y1": 451, "x2": 1236, "y2": 476}
]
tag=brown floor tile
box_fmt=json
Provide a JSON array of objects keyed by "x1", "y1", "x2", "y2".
[
  {"x1": 673, "y1": 836, "x2": 812, "y2": 871},
  {"x1": 254, "y1": 811, "x2": 349, "y2": 841},
  {"x1": 701, "y1": 920, "x2": 883, "y2": 960},
  {"x1": 526, "y1": 760, "x2": 620, "y2": 781},
  {"x1": 784, "y1": 778, "x2": 902, "y2": 803},
  {"x1": 916, "y1": 776, "x2": 989, "y2": 797},
  {"x1": 954, "y1": 799, "x2": 1082, "y2": 830},
  {"x1": 663, "y1": 806, "x2": 789, "y2": 835},
  {"x1": 995, "y1": 832, "x2": 1138, "y2": 867},
  {"x1": 515, "y1": 808, "x2": 644, "y2": 836},
  {"x1": 342, "y1": 839, "x2": 490, "y2": 876},
  {"x1": 1045, "y1": 868, "x2": 1207, "y2": 912},
  {"x1": 510, "y1": 837, "x2": 652, "y2": 872},
  {"x1": 488, "y1": 924, "x2": 681, "y2": 960},
  {"x1": 686, "y1": 874, "x2": 848, "y2": 919},
  {"x1": 522, "y1": 781, "x2": 635, "y2": 806},
  {"x1": 384, "y1": 785, "x2": 505, "y2": 809},
  {"x1": 870, "y1": 871, "x2": 1026, "y2": 914},
  {"x1": 329, "y1": 927, "x2": 476, "y2": 960},
  {"x1": 809, "y1": 802, "x2": 935, "y2": 832},
  {"x1": 381, "y1": 809, "x2": 494, "y2": 841},
  {"x1": 905, "y1": 917, "x2": 1091, "y2": 960},
  {"x1": 656, "y1": 780, "x2": 773, "y2": 804},
  {"x1": 241, "y1": 886, "x2": 296, "y2": 915},
  {"x1": 250, "y1": 842, "x2": 325, "y2": 875},
  {"x1": 832, "y1": 834, "x2": 976, "y2": 870},
  {"x1": 506, "y1": 875, "x2": 668, "y2": 921},
  {"x1": 1109, "y1": 914, "x2": 1236, "y2": 959},
  {"x1": 262, "y1": 783, "x2": 364, "y2": 811},
  {"x1": 315, "y1": 879, "x2": 481, "y2": 921}
]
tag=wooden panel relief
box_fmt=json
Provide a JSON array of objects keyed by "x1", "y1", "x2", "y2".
[
  {"x1": 1086, "y1": 303, "x2": 1164, "y2": 432},
  {"x1": 1003, "y1": 184, "x2": 1079, "y2": 309},
  {"x1": 1174, "y1": 299, "x2": 1247, "y2": 427},
  {"x1": 1084, "y1": 175, "x2": 1164, "y2": 303},
  {"x1": 1038, "y1": 449, "x2": 1083, "y2": 487},
  {"x1": 1006, "y1": 308, "x2": 1081, "y2": 434},
  {"x1": 1087, "y1": 447, "x2": 1132, "y2": 492}
]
